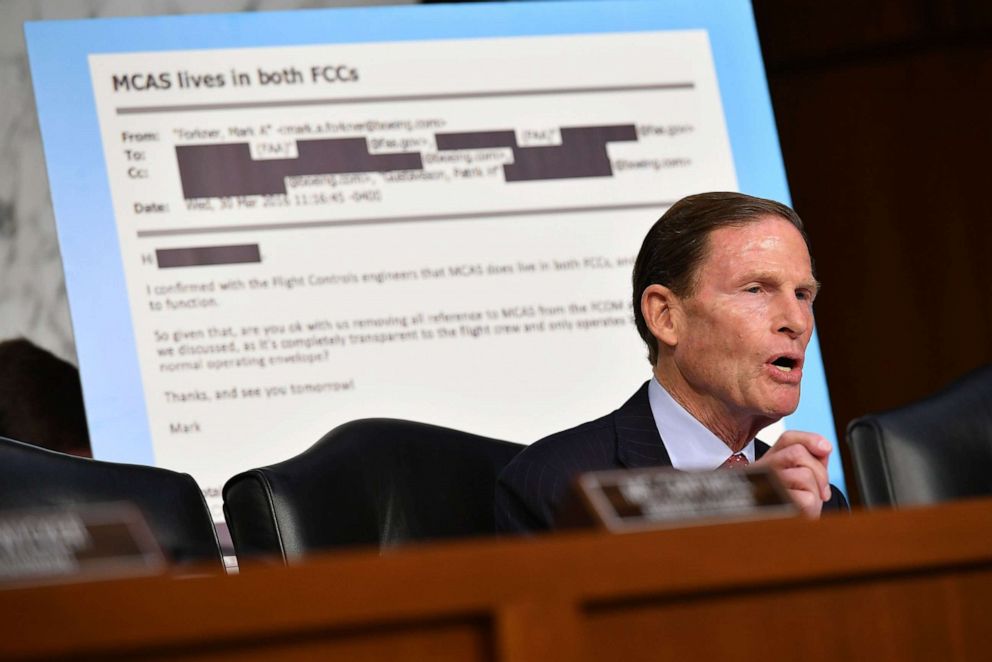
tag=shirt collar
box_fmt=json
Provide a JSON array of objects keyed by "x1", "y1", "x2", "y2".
[{"x1": 647, "y1": 376, "x2": 754, "y2": 470}]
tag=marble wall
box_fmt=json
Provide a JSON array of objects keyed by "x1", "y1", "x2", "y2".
[{"x1": 0, "y1": 0, "x2": 405, "y2": 365}]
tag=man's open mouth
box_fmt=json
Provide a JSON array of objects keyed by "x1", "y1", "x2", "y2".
[{"x1": 770, "y1": 356, "x2": 799, "y2": 372}]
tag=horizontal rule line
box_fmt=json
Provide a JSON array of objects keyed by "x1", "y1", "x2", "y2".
[
  {"x1": 116, "y1": 83, "x2": 695, "y2": 115},
  {"x1": 135, "y1": 201, "x2": 674, "y2": 238}
]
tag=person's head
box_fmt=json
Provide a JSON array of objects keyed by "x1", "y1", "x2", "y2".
[
  {"x1": 0, "y1": 338, "x2": 92, "y2": 457},
  {"x1": 633, "y1": 192, "x2": 817, "y2": 437}
]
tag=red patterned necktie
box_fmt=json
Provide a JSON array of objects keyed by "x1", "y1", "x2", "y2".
[{"x1": 721, "y1": 453, "x2": 749, "y2": 469}]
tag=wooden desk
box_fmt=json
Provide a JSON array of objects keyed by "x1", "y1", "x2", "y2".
[{"x1": 3, "y1": 499, "x2": 992, "y2": 661}]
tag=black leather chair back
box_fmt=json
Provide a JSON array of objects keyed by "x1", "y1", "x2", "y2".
[
  {"x1": 223, "y1": 418, "x2": 524, "y2": 562},
  {"x1": 0, "y1": 436, "x2": 222, "y2": 567},
  {"x1": 846, "y1": 364, "x2": 992, "y2": 507}
]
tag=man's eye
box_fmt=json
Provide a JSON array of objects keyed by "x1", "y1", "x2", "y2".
[
  {"x1": 796, "y1": 290, "x2": 812, "y2": 301},
  {"x1": 745, "y1": 286, "x2": 762, "y2": 294}
]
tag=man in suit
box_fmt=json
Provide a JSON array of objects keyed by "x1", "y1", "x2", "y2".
[{"x1": 496, "y1": 192, "x2": 847, "y2": 533}]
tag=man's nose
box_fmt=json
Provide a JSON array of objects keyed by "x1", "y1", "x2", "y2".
[{"x1": 775, "y1": 294, "x2": 811, "y2": 338}]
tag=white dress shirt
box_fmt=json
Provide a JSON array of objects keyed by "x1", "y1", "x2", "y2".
[{"x1": 647, "y1": 377, "x2": 755, "y2": 470}]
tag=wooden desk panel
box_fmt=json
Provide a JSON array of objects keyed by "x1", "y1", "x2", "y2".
[
  {"x1": 584, "y1": 569, "x2": 992, "y2": 661},
  {"x1": 3, "y1": 499, "x2": 992, "y2": 661}
]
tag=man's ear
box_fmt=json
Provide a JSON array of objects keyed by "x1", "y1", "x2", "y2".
[{"x1": 641, "y1": 284, "x2": 681, "y2": 348}]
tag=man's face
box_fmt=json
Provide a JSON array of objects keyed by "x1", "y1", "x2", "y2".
[{"x1": 670, "y1": 215, "x2": 817, "y2": 428}]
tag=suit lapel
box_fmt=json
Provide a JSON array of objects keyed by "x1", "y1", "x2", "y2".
[
  {"x1": 755, "y1": 440, "x2": 771, "y2": 459},
  {"x1": 613, "y1": 381, "x2": 673, "y2": 469}
]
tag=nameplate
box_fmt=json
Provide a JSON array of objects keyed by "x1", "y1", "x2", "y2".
[
  {"x1": 0, "y1": 503, "x2": 165, "y2": 586},
  {"x1": 567, "y1": 466, "x2": 798, "y2": 532}
]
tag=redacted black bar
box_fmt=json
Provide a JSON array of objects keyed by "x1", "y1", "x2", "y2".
[
  {"x1": 176, "y1": 139, "x2": 422, "y2": 198},
  {"x1": 156, "y1": 244, "x2": 261, "y2": 268}
]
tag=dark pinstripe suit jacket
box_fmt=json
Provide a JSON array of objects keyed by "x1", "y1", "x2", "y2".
[{"x1": 495, "y1": 381, "x2": 847, "y2": 533}]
